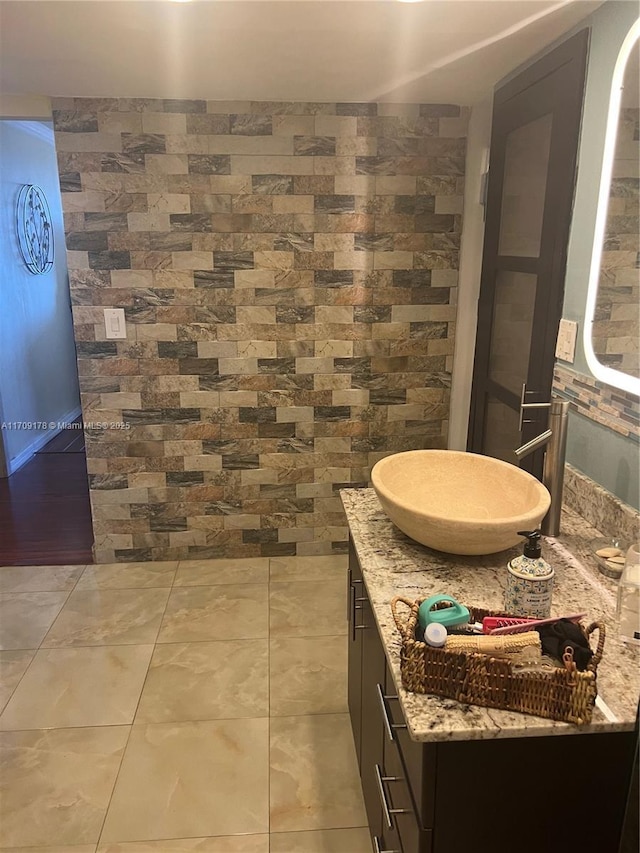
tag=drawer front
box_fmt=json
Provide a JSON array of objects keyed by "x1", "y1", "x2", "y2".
[
  {"x1": 384, "y1": 734, "x2": 433, "y2": 853},
  {"x1": 384, "y1": 667, "x2": 436, "y2": 828}
]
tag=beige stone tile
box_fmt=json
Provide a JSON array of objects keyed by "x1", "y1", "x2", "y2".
[
  {"x1": 269, "y1": 828, "x2": 372, "y2": 853},
  {"x1": 136, "y1": 639, "x2": 268, "y2": 722},
  {"x1": 76, "y1": 562, "x2": 177, "y2": 590},
  {"x1": 0, "y1": 726, "x2": 129, "y2": 847},
  {"x1": 208, "y1": 135, "x2": 292, "y2": 155},
  {"x1": 375, "y1": 175, "x2": 416, "y2": 195},
  {"x1": 269, "y1": 579, "x2": 347, "y2": 637},
  {"x1": 171, "y1": 250, "x2": 214, "y2": 270},
  {"x1": 269, "y1": 555, "x2": 347, "y2": 582},
  {"x1": 174, "y1": 558, "x2": 269, "y2": 586},
  {"x1": 147, "y1": 193, "x2": 190, "y2": 213},
  {"x1": 55, "y1": 132, "x2": 122, "y2": 152},
  {"x1": 142, "y1": 112, "x2": 187, "y2": 134},
  {"x1": 0, "y1": 592, "x2": 69, "y2": 650},
  {"x1": 230, "y1": 155, "x2": 313, "y2": 175},
  {"x1": 270, "y1": 636, "x2": 347, "y2": 716},
  {"x1": 158, "y1": 584, "x2": 268, "y2": 642},
  {"x1": 270, "y1": 714, "x2": 366, "y2": 832},
  {"x1": 0, "y1": 565, "x2": 84, "y2": 593},
  {"x1": 0, "y1": 649, "x2": 35, "y2": 712},
  {"x1": 100, "y1": 719, "x2": 269, "y2": 841},
  {"x1": 98, "y1": 839, "x2": 268, "y2": 853},
  {"x1": 314, "y1": 116, "x2": 357, "y2": 137},
  {"x1": 373, "y1": 250, "x2": 414, "y2": 270},
  {"x1": 0, "y1": 645, "x2": 153, "y2": 729},
  {"x1": 42, "y1": 588, "x2": 170, "y2": 647}
]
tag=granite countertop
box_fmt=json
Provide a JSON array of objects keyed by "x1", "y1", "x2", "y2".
[{"x1": 341, "y1": 487, "x2": 640, "y2": 743}]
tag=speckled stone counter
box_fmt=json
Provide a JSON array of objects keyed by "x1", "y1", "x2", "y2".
[{"x1": 341, "y1": 487, "x2": 640, "y2": 742}]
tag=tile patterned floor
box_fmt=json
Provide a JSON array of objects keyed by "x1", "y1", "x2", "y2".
[{"x1": 0, "y1": 556, "x2": 371, "y2": 853}]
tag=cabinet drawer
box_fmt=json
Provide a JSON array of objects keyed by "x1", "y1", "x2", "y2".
[
  {"x1": 384, "y1": 666, "x2": 436, "y2": 828},
  {"x1": 383, "y1": 733, "x2": 433, "y2": 853}
]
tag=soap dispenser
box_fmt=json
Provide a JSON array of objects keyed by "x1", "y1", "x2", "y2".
[{"x1": 504, "y1": 530, "x2": 554, "y2": 619}]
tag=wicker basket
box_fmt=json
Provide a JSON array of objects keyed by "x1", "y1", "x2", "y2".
[{"x1": 391, "y1": 597, "x2": 606, "y2": 725}]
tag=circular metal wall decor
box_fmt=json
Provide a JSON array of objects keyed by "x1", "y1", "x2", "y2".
[{"x1": 16, "y1": 184, "x2": 54, "y2": 275}]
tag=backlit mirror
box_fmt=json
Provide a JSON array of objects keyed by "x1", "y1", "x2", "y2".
[{"x1": 584, "y1": 20, "x2": 640, "y2": 396}]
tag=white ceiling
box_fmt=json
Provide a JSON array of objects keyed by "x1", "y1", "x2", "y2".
[{"x1": 0, "y1": 0, "x2": 604, "y2": 104}]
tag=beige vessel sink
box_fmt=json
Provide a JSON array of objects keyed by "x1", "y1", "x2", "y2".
[{"x1": 371, "y1": 450, "x2": 551, "y2": 556}]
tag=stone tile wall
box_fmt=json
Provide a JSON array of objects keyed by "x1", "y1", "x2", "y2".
[{"x1": 52, "y1": 98, "x2": 468, "y2": 563}]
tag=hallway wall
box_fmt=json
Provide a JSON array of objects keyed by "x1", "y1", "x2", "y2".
[
  {"x1": 0, "y1": 120, "x2": 81, "y2": 473},
  {"x1": 53, "y1": 98, "x2": 468, "y2": 562}
]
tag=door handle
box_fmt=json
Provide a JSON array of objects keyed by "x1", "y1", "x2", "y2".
[{"x1": 519, "y1": 383, "x2": 551, "y2": 431}]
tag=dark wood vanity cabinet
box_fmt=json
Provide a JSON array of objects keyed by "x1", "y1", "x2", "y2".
[{"x1": 347, "y1": 538, "x2": 638, "y2": 853}]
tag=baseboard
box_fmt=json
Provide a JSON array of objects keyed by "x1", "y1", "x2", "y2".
[{"x1": 7, "y1": 404, "x2": 82, "y2": 476}]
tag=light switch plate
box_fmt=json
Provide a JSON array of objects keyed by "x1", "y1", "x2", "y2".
[
  {"x1": 104, "y1": 308, "x2": 127, "y2": 339},
  {"x1": 555, "y1": 318, "x2": 578, "y2": 363}
]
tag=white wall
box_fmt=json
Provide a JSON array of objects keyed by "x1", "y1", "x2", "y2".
[
  {"x1": 448, "y1": 96, "x2": 493, "y2": 450},
  {"x1": 0, "y1": 120, "x2": 80, "y2": 472}
]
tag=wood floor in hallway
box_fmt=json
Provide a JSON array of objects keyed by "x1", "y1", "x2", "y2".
[{"x1": 0, "y1": 424, "x2": 93, "y2": 566}]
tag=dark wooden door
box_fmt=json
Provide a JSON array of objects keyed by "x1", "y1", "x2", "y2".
[{"x1": 468, "y1": 30, "x2": 589, "y2": 477}]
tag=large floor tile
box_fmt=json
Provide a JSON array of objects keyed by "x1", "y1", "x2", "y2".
[
  {"x1": 174, "y1": 558, "x2": 269, "y2": 587},
  {"x1": 0, "y1": 565, "x2": 84, "y2": 593},
  {"x1": 270, "y1": 714, "x2": 366, "y2": 832},
  {"x1": 269, "y1": 555, "x2": 348, "y2": 583},
  {"x1": 269, "y1": 828, "x2": 372, "y2": 853},
  {"x1": 76, "y1": 562, "x2": 177, "y2": 590},
  {"x1": 97, "y1": 836, "x2": 269, "y2": 853},
  {"x1": 42, "y1": 588, "x2": 170, "y2": 647},
  {"x1": 270, "y1": 636, "x2": 348, "y2": 716},
  {"x1": 0, "y1": 846, "x2": 96, "y2": 853},
  {"x1": 0, "y1": 649, "x2": 35, "y2": 712},
  {"x1": 0, "y1": 726, "x2": 129, "y2": 848},
  {"x1": 100, "y1": 718, "x2": 269, "y2": 842},
  {"x1": 0, "y1": 645, "x2": 154, "y2": 730},
  {"x1": 157, "y1": 584, "x2": 268, "y2": 643},
  {"x1": 269, "y1": 580, "x2": 347, "y2": 638},
  {"x1": 136, "y1": 639, "x2": 268, "y2": 723},
  {"x1": 0, "y1": 592, "x2": 69, "y2": 650}
]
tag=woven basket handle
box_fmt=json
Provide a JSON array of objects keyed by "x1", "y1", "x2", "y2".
[
  {"x1": 391, "y1": 596, "x2": 419, "y2": 641},
  {"x1": 585, "y1": 621, "x2": 605, "y2": 671}
]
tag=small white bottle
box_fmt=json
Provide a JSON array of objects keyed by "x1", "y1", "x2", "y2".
[{"x1": 617, "y1": 544, "x2": 640, "y2": 646}]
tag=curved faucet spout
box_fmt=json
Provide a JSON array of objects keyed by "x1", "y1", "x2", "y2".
[{"x1": 515, "y1": 428, "x2": 553, "y2": 459}]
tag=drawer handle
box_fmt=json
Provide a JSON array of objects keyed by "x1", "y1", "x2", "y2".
[
  {"x1": 374, "y1": 763, "x2": 410, "y2": 829},
  {"x1": 374, "y1": 836, "x2": 401, "y2": 853},
  {"x1": 347, "y1": 575, "x2": 362, "y2": 620},
  {"x1": 376, "y1": 683, "x2": 407, "y2": 742},
  {"x1": 349, "y1": 585, "x2": 368, "y2": 636}
]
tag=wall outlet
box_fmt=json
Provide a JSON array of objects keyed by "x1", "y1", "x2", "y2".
[
  {"x1": 555, "y1": 318, "x2": 578, "y2": 362},
  {"x1": 104, "y1": 308, "x2": 127, "y2": 339}
]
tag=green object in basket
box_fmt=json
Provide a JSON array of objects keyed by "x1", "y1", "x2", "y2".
[{"x1": 418, "y1": 594, "x2": 470, "y2": 631}]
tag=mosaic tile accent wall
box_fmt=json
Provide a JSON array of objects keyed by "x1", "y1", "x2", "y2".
[
  {"x1": 52, "y1": 98, "x2": 468, "y2": 563},
  {"x1": 553, "y1": 364, "x2": 640, "y2": 441}
]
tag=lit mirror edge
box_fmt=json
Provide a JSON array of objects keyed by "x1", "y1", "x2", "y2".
[{"x1": 582, "y1": 17, "x2": 640, "y2": 399}]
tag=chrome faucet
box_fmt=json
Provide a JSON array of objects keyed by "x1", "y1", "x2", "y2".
[{"x1": 514, "y1": 386, "x2": 570, "y2": 537}]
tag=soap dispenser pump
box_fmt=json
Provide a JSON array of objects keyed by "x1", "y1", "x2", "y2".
[{"x1": 504, "y1": 530, "x2": 554, "y2": 618}]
